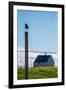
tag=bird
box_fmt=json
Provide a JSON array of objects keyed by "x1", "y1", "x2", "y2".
[{"x1": 25, "y1": 23, "x2": 29, "y2": 29}]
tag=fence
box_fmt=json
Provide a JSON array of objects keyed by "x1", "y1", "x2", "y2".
[{"x1": 17, "y1": 50, "x2": 57, "y2": 68}]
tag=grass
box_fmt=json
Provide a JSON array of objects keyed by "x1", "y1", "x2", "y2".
[{"x1": 17, "y1": 66, "x2": 58, "y2": 80}]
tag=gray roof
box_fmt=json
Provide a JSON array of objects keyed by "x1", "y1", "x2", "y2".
[{"x1": 34, "y1": 55, "x2": 53, "y2": 63}]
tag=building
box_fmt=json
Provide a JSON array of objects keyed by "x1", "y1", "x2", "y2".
[{"x1": 34, "y1": 55, "x2": 54, "y2": 67}]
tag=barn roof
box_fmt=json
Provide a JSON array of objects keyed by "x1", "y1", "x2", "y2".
[{"x1": 34, "y1": 55, "x2": 53, "y2": 63}]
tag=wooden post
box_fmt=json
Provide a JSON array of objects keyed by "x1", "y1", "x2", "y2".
[{"x1": 25, "y1": 30, "x2": 28, "y2": 79}]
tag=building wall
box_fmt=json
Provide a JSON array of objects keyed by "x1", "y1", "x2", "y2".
[
  {"x1": 47, "y1": 57, "x2": 54, "y2": 66},
  {"x1": 34, "y1": 62, "x2": 49, "y2": 67}
]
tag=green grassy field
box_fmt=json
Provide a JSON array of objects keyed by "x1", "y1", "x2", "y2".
[{"x1": 17, "y1": 67, "x2": 58, "y2": 80}]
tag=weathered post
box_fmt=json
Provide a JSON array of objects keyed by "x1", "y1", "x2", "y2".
[{"x1": 25, "y1": 23, "x2": 29, "y2": 79}]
